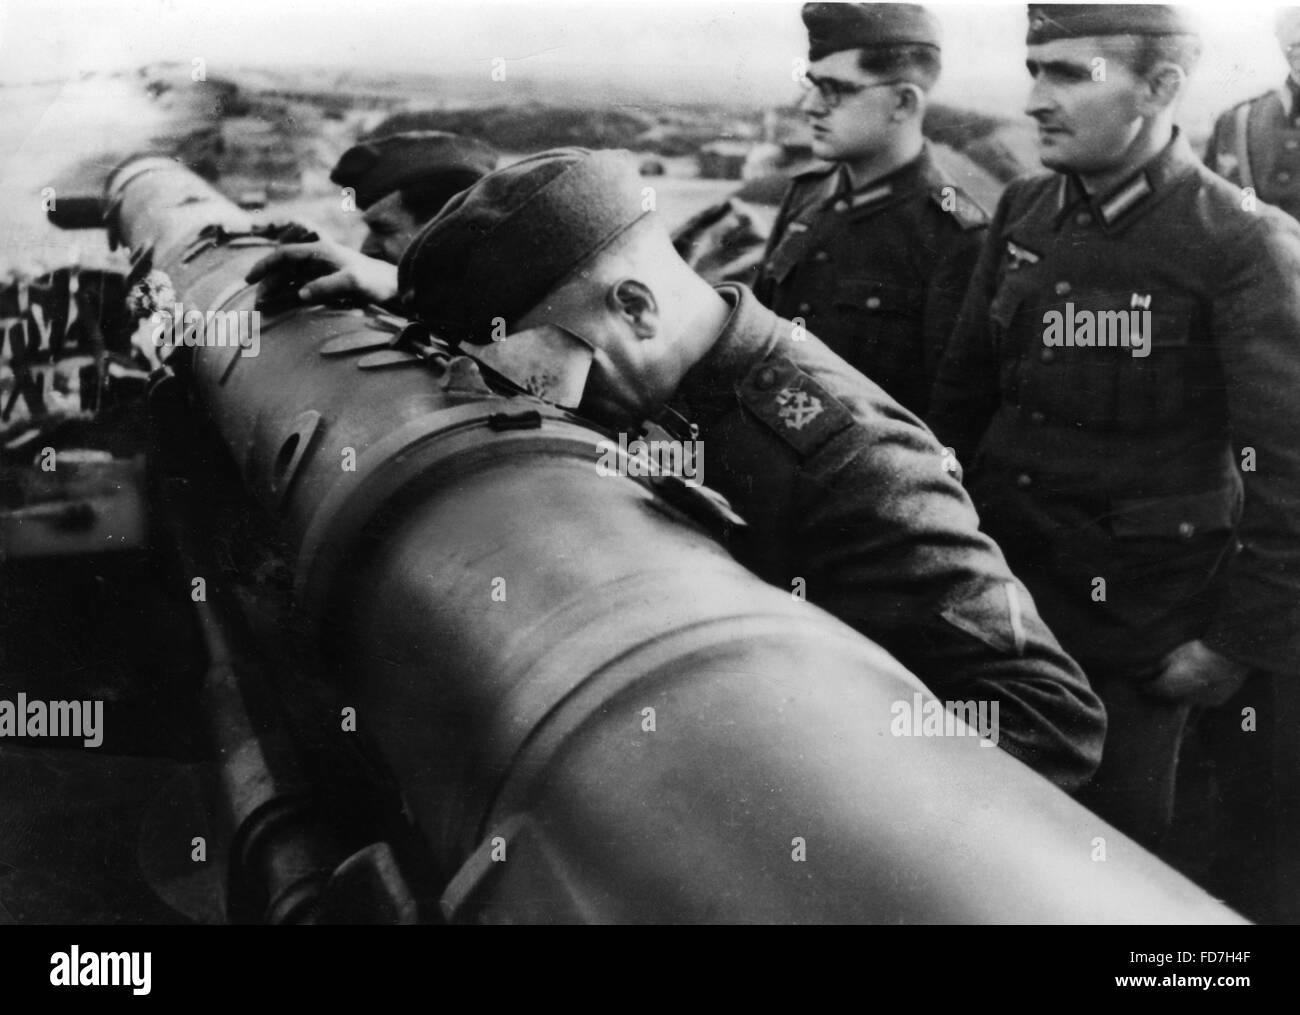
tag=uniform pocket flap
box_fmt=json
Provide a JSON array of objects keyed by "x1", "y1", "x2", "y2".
[
  {"x1": 1145, "y1": 292, "x2": 1196, "y2": 344},
  {"x1": 1108, "y1": 485, "x2": 1241, "y2": 539},
  {"x1": 831, "y1": 278, "x2": 924, "y2": 315}
]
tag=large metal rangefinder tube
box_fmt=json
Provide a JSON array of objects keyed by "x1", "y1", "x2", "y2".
[{"x1": 104, "y1": 155, "x2": 1243, "y2": 924}]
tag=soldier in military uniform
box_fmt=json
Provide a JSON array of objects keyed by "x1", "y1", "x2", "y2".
[
  {"x1": 386, "y1": 146, "x2": 1106, "y2": 792},
  {"x1": 1205, "y1": 7, "x2": 1300, "y2": 221},
  {"x1": 330, "y1": 131, "x2": 499, "y2": 264},
  {"x1": 244, "y1": 132, "x2": 498, "y2": 304},
  {"x1": 752, "y1": 3, "x2": 988, "y2": 416},
  {"x1": 927, "y1": 6, "x2": 1300, "y2": 916}
]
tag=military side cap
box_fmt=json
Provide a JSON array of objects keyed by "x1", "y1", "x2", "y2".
[
  {"x1": 398, "y1": 148, "x2": 651, "y2": 342},
  {"x1": 1026, "y1": 4, "x2": 1199, "y2": 44},
  {"x1": 803, "y1": 3, "x2": 940, "y2": 61},
  {"x1": 330, "y1": 131, "x2": 499, "y2": 209}
]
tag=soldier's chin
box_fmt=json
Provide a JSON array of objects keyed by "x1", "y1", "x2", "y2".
[
  {"x1": 809, "y1": 133, "x2": 846, "y2": 161},
  {"x1": 1037, "y1": 147, "x2": 1074, "y2": 172}
]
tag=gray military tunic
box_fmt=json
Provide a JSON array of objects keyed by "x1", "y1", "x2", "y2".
[
  {"x1": 753, "y1": 145, "x2": 988, "y2": 416},
  {"x1": 664, "y1": 283, "x2": 1106, "y2": 791},
  {"x1": 929, "y1": 129, "x2": 1300, "y2": 680}
]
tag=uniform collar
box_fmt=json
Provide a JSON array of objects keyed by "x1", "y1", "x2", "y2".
[
  {"x1": 669, "y1": 283, "x2": 782, "y2": 430},
  {"x1": 1053, "y1": 127, "x2": 1197, "y2": 233},
  {"x1": 821, "y1": 143, "x2": 937, "y2": 216}
]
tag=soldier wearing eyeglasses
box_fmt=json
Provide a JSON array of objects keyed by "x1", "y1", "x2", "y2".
[
  {"x1": 752, "y1": 3, "x2": 988, "y2": 417},
  {"x1": 1205, "y1": 7, "x2": 1300, "y2": 222}
]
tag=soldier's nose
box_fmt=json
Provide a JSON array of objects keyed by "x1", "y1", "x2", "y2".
[
  {"x1": 1025, "y1": 79, "x2": 1054, "y2": 119},
  {"x1": 800, "y1": 89, "x2": 827, "y2": 116}
]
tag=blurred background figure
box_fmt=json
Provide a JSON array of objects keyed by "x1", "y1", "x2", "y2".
[{"x1": 1204, "y1": 7, "x2": 1300, "y2": 221}]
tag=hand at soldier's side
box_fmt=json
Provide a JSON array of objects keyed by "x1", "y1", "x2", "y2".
[
  {"x1": 244, "y1": 234, "x2": 399, "y2": 305},
  {"x1": 1141, "y1": 639, "x2": 1251, "y2": 706}
]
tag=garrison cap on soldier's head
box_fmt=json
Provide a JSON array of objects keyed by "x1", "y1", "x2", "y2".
[
  {"x1": 1025, "y1": 4, "x2": 1199, "y2": 45},
  {"x1": 802, "y1": 3, "x2": 941, "y2": 61},
  {"x1": 330, "y1": 131, "x2": 499, "y2": 210},
  {"x1": 398, "y1": 147, "x2": 651, "y2": 343}
]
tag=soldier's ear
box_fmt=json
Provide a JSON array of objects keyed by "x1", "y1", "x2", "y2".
[
  {"x1": 892, "y1": 83, "x2": 923, "y2": 122},
  {"x1": 608, "y1": 278, "x2": 659, "y2": 340},
  {"x1": 1140, "y1": 61, "x2": 1186, "y2": 114}
]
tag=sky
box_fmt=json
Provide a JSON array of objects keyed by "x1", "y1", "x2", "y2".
[{"x1": 0, "y1": 0, "x2": 1291, "y2": 122}]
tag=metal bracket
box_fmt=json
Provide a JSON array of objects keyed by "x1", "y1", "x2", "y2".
[
  {"x1": 180, "y1": 222, "x2": 303, "y2": 264},
  {"x1": 269, "y1": 410, "x2": 323, "y2": 512}
]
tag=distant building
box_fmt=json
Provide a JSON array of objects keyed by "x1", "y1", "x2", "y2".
[
  {"x1": 236, "y1": 188, "x2": 268, "y2": 210},
  {"x1": 697, "y1": 141, "x2": 752, "y2": 180}
]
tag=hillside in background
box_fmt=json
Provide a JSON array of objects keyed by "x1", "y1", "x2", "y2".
[{"x1": 0, "y1": 60, "x2": 1048, "y2": 282}]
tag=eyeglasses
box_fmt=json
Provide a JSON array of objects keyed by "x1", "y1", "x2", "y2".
[{"x1": 799, "y1": 72, "x2": 900, "y2": 109}]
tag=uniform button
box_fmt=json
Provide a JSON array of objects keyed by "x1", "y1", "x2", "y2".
[
  {"x1": 865, "y1": 296, "x2": 882, "y2": 310},
  {"x1": 754, "y1": 366, "x2": 777, "y2": 390},
  {"x1": 1054, "y1": 281, "x2": 1071, "y2": 296},
  {"x1": 833, "y1": 200, "x2": 850, "y2": 213},
  {"x1": 1016, "y1": 473, "x2": 1033, "y2": 489},
  {"x1": 1177, "y1": 521, "x2": 1196, "y2": 540},
  {"x1": 1040, "y1": 348, "x2": 1056, "y2": 364},
  {"x1": 1029, "y1": 410, "x2": 1046, "y2": 424},
  {"x1": 813, "y1": 250, "x2": 830, "y2": 263},
  {"x1": 797, "y1": 302, "x2": 812, "y2": 314},
  {"x1": 1279, "y1": 172, "x2": 1292, "y2": 183},
  {"x1": 1075, "y1": 212, "x2": 1092, "y2": 226},
  {"x1": 1286, "y1": 139, "x2": 1299, "y2": 151}
]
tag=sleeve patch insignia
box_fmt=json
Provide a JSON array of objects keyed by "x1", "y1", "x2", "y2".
[
  {"x1": 775, "y1": 387, "x2": 824, "y2": 430},
  {"x1": 740, "y1": 355, "x2": 855, "y2": 455}
]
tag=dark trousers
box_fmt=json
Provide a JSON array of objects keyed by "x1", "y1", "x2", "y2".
[
  {"x1": 1079, "y1": 669, "x2": 1299, "y2": 923},
  {"x1": 1076, "y1": 674, "x2": 1191, "y2": 849},
  {"x1": 1191, "y1": 673, "x2": 1300, "y2": 924}
]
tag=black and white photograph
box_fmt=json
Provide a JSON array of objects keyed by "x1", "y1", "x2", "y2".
[{"x1": 0, "y1": 0, "x2": 1291, "y2": 978}]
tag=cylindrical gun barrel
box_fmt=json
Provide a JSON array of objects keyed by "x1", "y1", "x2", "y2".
[{"x1": 104, "y1": 155, "x2": 1244, "y2": 924}]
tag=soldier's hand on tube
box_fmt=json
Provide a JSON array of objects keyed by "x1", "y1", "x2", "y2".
[
  {"x1": 267, "y1": 222, "x2": 323, "y2": 246},
  {"x1": 244, "y1": 235, "x2": 399, "y2": 305},
  {"x1": 1141, "y1": 639, "x2": 1251, "y2": 706}
]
